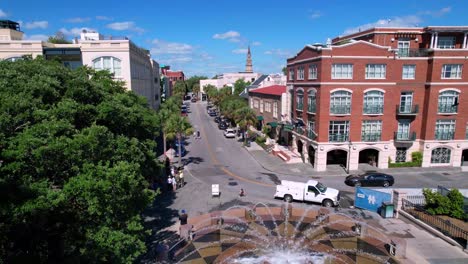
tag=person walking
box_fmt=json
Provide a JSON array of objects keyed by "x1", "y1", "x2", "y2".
[
  {"x1": 196, "y1": 130, "x2": 201, "y2": 139},
  {"x1": 167, "y1": 176, "x2": 173, "y2": 192},
  {"x1": 239, "y1": 188, "x2": 245, "y2": 197},
  {"x1": 172, "y1": 176, "x2": 177, "y2": 191},
  {"x1": 178, "y1": 170, "x2": 184, "y2": 188}
]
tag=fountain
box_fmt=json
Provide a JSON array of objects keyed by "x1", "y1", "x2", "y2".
[{"x1": 169, "y1": 204, "x2": 398, "y2": 264}]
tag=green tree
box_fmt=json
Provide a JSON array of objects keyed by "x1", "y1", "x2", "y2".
[
  {"x1": 185, "y1": 76, "x2": 207, "y2": 92},
  {"x1": 172, "y1": 80, "x2": 187, "y2": 98},
  {"x1": 157, "y1": 97, "x2": 180, "y2": 158},
  {"x1": 220, "y1": 96, "x2": 247, "y2": 121},
  {"x1": 165, "y1": 115, "x2": 193, "y2": 166},
  {"x1": 203, "y1": 84, "x2": 216, "y2": 102},
  {"x1": 233, "y1": 79, "x2": 250, "y2": 96},
  {"x1": 282, "y1": 66, "x2": 287, "y2": 75},
  {"x1": 0, "y1": 57, "x2": 159, "y2": 263},
  {"x1": 48, "y1": 31, "x2": 72, "y2": 44},
  {"x1": 233, "y1": 107, "x2": 257, "y2": 143},
  {"x1": 192, "y1": 83, "x2": 200, "y2": 97}
]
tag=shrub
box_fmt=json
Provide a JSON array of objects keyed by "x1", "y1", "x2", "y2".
[
  {"x1": 447, "y1": 189, "x2": 466, "y2": 219},
  {"x1": 411, "y1": 151, "x2": 423, "y2": 165},
  {"x1": 388, "y1": 161, "x2": 421, "y2": 168},
  {"x1": 423, "y1": 188, "x2": 467, "y2": 220}
]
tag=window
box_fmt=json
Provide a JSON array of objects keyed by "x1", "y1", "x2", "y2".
[
  {"x1": 308, "y1": 64, "x2": 317, "y2": 79},
  {"x1": 431, "y1": 147, "x2": 451, "y2": 164},
  {"x1": 93, "y1": 56, "x2": 122, "y2": 77},
  {"x1": 296, "y1": 90, "x2": 304, "y2": 111},
  {"x1": 297, "y1": 66, "x2": 304, "y2": 80},
  {"x1": 330, "y1": 90, "x2": 351, "y2": 114},
  {"x1": 329, "y1": 121, "x2": 350, "y2": 142},
  {"x1": 363, "y1": 90, "x2": 384, "y2": 114},
  {"x1": 273, "y1": 101, "x2": 278, "y2": 118},
  {"x1": 361, "y1": 120, "x2": 382, "y2": 141},
  {"x1": 395, "y1": 147, "x2": 407, "y2": 163},
  {"x1": 441, "y1": 64, "x2": 462, "y2": 79},
  {"x1": 289, "y1": 68, "x2": 295, "y2": 80},
  {"x1": 396, "y1": 120, "x2": 411, "y2": 140},
  {"x1": 398, "y1": 39, "x2": 410, "y2": 57},
  {"x1": 307, "y1": 90, "x2": 316, "y2": 113},
  {"x1": 399, "y1": 92, "x2": 414, "y2": 113},
  {"x1": 253, "y1": 99, "x2": 259, "y2": 108},
  {"x1": 308, "y1": 121, "x2": 316, "y2": 140},
  {"x1": 435, "y1": 119, "x2": 456, "y2": 140},
  {"x1": 332, "y1": 64, "x2": 353, "y2": 79},
  {"x1": 260, "y1": 100, "x2": 264, "y2": 113},
  {"x1": 438, "y1": 90, "x2": 459, "y2": 113},
  {"x1": 402, "y1": 65, "x2": 416, "y2": 79},
  {"x1": 5, "y1": 56, "x2": 23, "y2": 62},
  {"x1": 365, "y1": 64, "x2": 386, "y2": 79},
  {"x1": 264, "y1": 102, "x2": 272, "y2": 112},
  {"x1": 437, "y1": 36, "x2": 456, "y2": 49}
]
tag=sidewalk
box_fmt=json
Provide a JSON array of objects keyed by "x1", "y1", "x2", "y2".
[{"x1": 244, "y1": 142, "x2": 462, "y2": 177}]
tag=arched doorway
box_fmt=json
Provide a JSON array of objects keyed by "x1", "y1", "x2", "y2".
[
  {"x1": 308, "y1": 146, "x2": 316, "y2": 167},
  {"x1": 297, "y1": 140, "x2": 303, "y2": 154},
  {"x1": 461, "y1": 149, "x2": 468, "y2": 166},
  {"x1": 327, "y1": 149, "x2": 347, "y2": 168},
  {"x1": 359, "y1": 149, "x2": 379, "y2": 167}
]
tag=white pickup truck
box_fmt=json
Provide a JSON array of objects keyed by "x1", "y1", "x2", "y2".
[{"x1": 274, "y1": 180, "x2": 340, "y2": 207}]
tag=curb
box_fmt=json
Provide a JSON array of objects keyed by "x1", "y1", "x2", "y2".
[{"x1": 398, "y1": 210, "x2": 466, "y2": 252}]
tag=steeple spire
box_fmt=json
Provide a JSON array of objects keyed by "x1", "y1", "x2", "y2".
[{"x1": 245, "y1": 45, "x2": 253, "y2": 73}]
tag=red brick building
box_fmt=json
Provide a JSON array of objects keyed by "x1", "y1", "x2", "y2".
[
  {"x1": 165, "y1": 70, "x2": 185, "y2": 85},
  {"x1": 286, "y1": 26, "x2": 468, "y2": 171}
]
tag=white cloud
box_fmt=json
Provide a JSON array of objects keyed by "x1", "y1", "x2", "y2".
[
  {"x1": 24, "y1": 21, "x2": 48, "y2": 29},
  {"x1": 24, "y1": 34, "x2": 49, "y2": 41},
  {"x1": 65, "y1": 17, "x2": 91, "y2": 23},
  {"x1": 96, "y1": 15, "x2": 112, "y2": 21},
  {"x1": 343, "y1": 15, "x2": 422, "y2": 35},
  {"x1": 309, "y1": 11, "x2": 322, "y2": 19},
  {"x1": 106, "y1": 21, "x2": 144, "y2": 33},
  {"x1": 252, "y1": 41, "x2": 261, "y2": 46},
  {"x1": 423, "y1": 6, "x2": 451, "y2": 17},
  {"x1": 161, "y1": 56, "x2": 193, "y2": 64},
  {"x1": 0, "y1": 9, "x2": 7, "y2": 18},
  {"x1": 213, "y1": 30, "x2": 241, "y2": 42},
  {"x1": 151, "y1": 39, "x2": 194, "y2": 54},
  {"x1": 264, "y1": 49, "x2": 293, "y2": 58},
  {"x1": 232, "y1": 48, "x2": 248, "y2": 54},
  {"x1": 60, "y1": 27, "x2": 96, "y2": 36}
]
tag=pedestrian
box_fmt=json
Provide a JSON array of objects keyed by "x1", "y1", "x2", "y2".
[
  {"x1": 196, "y1": 130, "x2": 201, "y2": 139},
  {"x1": 167, "y1": 176, "x2": 173, "y2": 192},
  {"x1": 172, "y1": 176, "x2": 177, "y2": 191},
  {"x1": 239, "y1": 188, "x2": 245, "y2": 197},
  {"x1": 178, "y1": 171, "x2": 184, "y2": 188},
  {"x1": 171, "y1": 166, "x2": 175, "y2": 177},
  {"x1": 179, "y1": 209, "x2": 188, "y2": 225}
]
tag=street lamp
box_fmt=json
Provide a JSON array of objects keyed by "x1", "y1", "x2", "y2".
[{"x1": 346, "y1": 140, "x2": 352, "y2": 174}]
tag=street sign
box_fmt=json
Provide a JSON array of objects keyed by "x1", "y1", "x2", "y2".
[{"x1": 354, "y1": 187, "x2": 392, "y2": 213}]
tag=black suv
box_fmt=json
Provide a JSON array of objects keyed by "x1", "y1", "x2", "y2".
[
  {"x1": 214, "y1": 116, "x2": 221, "y2": 123},
  {"x1": 218, "y1": 122, "x2": 228, "y2": 130}
]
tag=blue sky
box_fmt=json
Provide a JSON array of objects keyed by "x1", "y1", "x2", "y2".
[{"x1": 1, "y1": 0, "x2": 467, "y2": 77}]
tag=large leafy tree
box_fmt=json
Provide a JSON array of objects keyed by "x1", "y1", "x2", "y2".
[
  {"x1": 185, "y1": 76, "x2": 207, "y2": 92},
  {"x1": 202, "y1": 84, "x2": 216, "y2": 102},
  {"x1": 220, "y1": 96, "x2": 248, "y2": 121},
  {"x1": 165, "y1": 115, "x2": 193, "y2": 167},
  {"x1": 0, "y1": 57, "x2": 161, "y2": 263},
  {"x1": 172, "y1": 80, "x2": 187, "y2": 99},
  {"x1": 233, "y1": 107, "x2": 257, "y2": 143},
  {"x1": 233, "y1": 78, "x2": 250, "y2": 96}
]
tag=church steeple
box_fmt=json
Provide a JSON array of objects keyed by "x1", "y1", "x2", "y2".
[{"x1": 245, "y1": 45, "x2": 253, "y2": 73}]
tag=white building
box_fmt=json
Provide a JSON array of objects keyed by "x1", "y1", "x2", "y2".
[{"x1": 0, "y1": 21, "x2": 160, "y2": 110}]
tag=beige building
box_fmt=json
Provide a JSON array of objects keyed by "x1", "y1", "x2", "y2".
[{"x1": 0, "y1": 20, "x2": 160, "y2": 110}]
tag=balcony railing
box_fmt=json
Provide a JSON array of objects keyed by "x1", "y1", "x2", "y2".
[
  {"x1": 329, "y1": 133, "x2": 349, "y2": 142},
  {"x1": 435, "y1": 131, "x2": 455, "y2": 140},
  {"x1": 394, "y1": 131, "x2": 416, "y2": 141},
  {"x1": 361, "y1": 133, "x2": 381, "y2": 142},
  {"x1": 396, "y1": 104, "x2": 419, "y2": 115},
  {"x1": 438, "y1": 103, "x2": 458, "y2": 114},
  {"x1": 297, "y1": 103, "x2": 304, "y2": 111},
  {"x1": 307, "y1": 104, "x2": 316, "y2": 113},
  {"x1": 295, "y1": 126, "x2": 305, "y2": 135},
  {"x1": 330, "y1": 104, "x2": 351, "y2": 115},
  {"x1": 307, "y1": 130, "x2": 317, "y2": 140},
  {"x1": 398, "y1": 48, "x2": 431, "y2": 57},
  {"x1": 363, "y1": 104, "x2": 384, "y2": 115}
]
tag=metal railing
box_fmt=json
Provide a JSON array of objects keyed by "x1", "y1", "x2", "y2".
[
  {"x1": 435, "y1": 131, "x2": 455, "y2": 140},
  {"x1": 398, "y1": 48, "x2": 431, "y2": 57},
  {"x1": 361, "y1": 133, "x2": 381, "y2": 142},
  {"x1": 394, "y1": 131, "x2": 416, "y2": 141},
  {"x1": 329, "y1": 133, "x2": 349, "y2": 142},
  {"x1": 330, "y1": 104, "x2": 351, "y2": 115},
  {"x1": 363, "y1": 104, "x2": 384, "y2": 114},
  {"x1": 307, "y1": 104, "x2": 316, "y2": 113},
  {"x1": 396, "y1": 104, "x2": 419, "y2": 115},
  {"x1": 295, "y1": 126, "x2": 305, "y2": 135},
  {"x1": 438, "y1": 103, "x2": 458, "y2": 114},
  {"x1": 402, "y1": 199, "x2": 468, "y2": 248},
  {"x1": 307, "y1": 130, "x2": 317, "y2": 140}
]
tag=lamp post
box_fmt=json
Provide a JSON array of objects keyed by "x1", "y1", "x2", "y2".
[{"x1": 347, "y1": 140, "x2": 352, "y2": 174}]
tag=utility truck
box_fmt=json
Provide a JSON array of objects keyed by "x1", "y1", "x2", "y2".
[{"x1": 274, "y1": 180, "x2": 340, "y2": 207}]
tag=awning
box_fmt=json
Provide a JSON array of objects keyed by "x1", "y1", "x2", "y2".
[
  {"x1": 267, "y1": 122, "x2": 278, "y2": 128},
  {"x1": 257, "y1": 116, "x2": 264, "y2": 121},
  {"x1": 283, "y1": 125, "x2": 294, "y2": 132}
]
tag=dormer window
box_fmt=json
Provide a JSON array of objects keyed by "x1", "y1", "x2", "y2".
[{"x1": 437, "y1": 36, "x2": 456, "y2": 49}]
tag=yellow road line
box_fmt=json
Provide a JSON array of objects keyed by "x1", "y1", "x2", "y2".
[{"x1": 195, "y1": 104, "x2": 274, "y2": 188}]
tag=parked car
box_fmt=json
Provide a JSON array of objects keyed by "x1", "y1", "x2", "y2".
[
  {"x1": 218, "y1": 122, "x2": 228, "y2": 130},
  {"x1": 209, "y1": 110, "x2": 217, "y2": 117},
  {"x1": 274, "y1": 180, "x2": 340, "y2": 207},
  {"x1": 224, "y1": 128, "x2": 236, "y2": 138},
  {"x1": 181, "y1": 109, "x2": 188, "y2": 116},
  {"x1": 174, "y1": 145, "x2": 187, "y2": 157},
  {"x1": 344, "y1": 172, "x2": 394, "y2": 187},
  {"x1": 214, "y1": 116, "x2": 221, "y2": 123},
  {"x1": 191, "y1": 97, "x2": 197, "y2": 102}
]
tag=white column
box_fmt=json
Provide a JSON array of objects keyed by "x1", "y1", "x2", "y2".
[
  {"x1": 463, "y1": 33, "x2": 468, "y2": 49},
  {"x1": 434, "y1": 33, "x2": 439, "y2": 49},
  {"x1": 430, "y1": 33, "x2": 435, "y2": 49}
]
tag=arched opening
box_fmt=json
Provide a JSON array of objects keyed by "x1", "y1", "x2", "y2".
[
  {"x1": 308, "y1": 146, "x2": 316, "y2": 167},
  {"x1": 327, "y1": 149, "x2": 347, "y2": 168},
  {"x1": 359, "y1": 149, "x2": 379, "y2": 167},
  {"x1": 461, "y1": 149, "x2": 468, "y2": 166},
  {"x1": 297, "y1": 140, "x2": 303, "y2": 154}
]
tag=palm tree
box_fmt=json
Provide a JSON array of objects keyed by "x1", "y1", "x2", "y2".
[
  {"x1": 158, "y1": 98, "x2": 181, "y2": 158},
  {"x1": 165, "y1": 115, "x2": 193, "y2": 166},
  {"x1": 233, "y1": 107, "x2": 257, "y2": 144}
]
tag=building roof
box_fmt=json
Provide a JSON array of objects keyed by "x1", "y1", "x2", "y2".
[
  {"x1": 249, "y1": 85, "x2": 286, "y2": 96},
  {"x1": 239, "y1": 74, "x2": 268, "y2": 98},
  {"x1": 165, "y1": 71, "x2": 185, "y2": 77}
]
